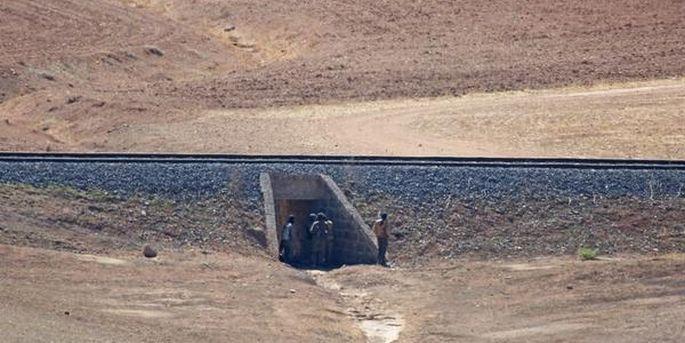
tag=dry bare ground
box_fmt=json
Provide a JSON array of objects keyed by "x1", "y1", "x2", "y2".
[
  {"x1": 0, "y1": 0, "x2": 683, "y2": 157},
  {"x1": 325, "y1": 255, "x2": 685, "y2": 342},
  {"x1": 1, "y1": 185, "x2": 685, "y2": 342},
  {"x1": 0, "y1": 184, "x2": 362, "y2": 342},
  {"x1": 126, "y1": 79, "x2": 685, "y2": 159},
  {"x1": 3, "y1": 240, "x2": 685, "y2": 342},
  {"x1": 1, "y1": 1, "x2": 685, "y2": 341},
  {"x1": 0, "y1": 245, "x2": 364, "y2": 342}
]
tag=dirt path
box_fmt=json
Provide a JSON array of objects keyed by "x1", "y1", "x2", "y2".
[
  {"x1": 111, "y1": 78, "x2": 685, "y2": 159},
  {"x1": 309, "y1": 270, "x2": 404, "y2": 343}
]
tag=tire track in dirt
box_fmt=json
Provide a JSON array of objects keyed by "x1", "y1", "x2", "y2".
[{"x1": 321, "y1": 80, "x2": 685, "y2": 158}]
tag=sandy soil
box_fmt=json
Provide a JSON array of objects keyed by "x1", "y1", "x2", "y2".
[
  {"x1": 2, "y1": 245, "x2": 684, "y2": 342},
  {"x1": 1, "y1": 0, "x2": 684, "y2": 157},
  {"x1": 2, "y1": 184, "x2": 685, "y2": 342},
  {"x1": 325, "y1": 255, "x2": 685, "y2": 342},
  {"x1": 0, "y1": 245, "x2": 364, "y2": 342},
  {"x1": 1, "y1": 1, "x2": 684, "y2": 340},
  {"x1": 116, "y1": 79, "x2": 685, "y2": 159}
]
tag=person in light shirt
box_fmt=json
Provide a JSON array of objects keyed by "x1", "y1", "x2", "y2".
[{"x1": 371, "y1": 212, "x2": 390, "y2": 267}]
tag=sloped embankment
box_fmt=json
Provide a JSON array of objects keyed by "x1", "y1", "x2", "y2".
[
  {"x1": 0, "y1": 183, "x2": 263, "y2": 255},
  {"x1": 352, "y1": 194, "x2": 685, "y2": 264},
  {"x1": 1, "y1": 158, "x2": 684, "y2": 263}
]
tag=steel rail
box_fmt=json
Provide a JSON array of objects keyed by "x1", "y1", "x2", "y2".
[{"x1": 0, "y1": 152, "x2": 684, "y2": 170}]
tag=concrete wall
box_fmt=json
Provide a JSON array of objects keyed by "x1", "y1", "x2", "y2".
[
  {"x1": 320, "y1": 175, "x2": 377, "y2": 265},
  {"x1": 259, "y1": 173, "x2": 279, "y2": 257},
  {"x1": 261, "y1": 172, "x2": 377, "y2": 266}
]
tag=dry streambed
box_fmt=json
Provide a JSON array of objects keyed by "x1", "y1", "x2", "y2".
[{"x1": 309, "y1": 270, "x2": 404, "y2": 343}]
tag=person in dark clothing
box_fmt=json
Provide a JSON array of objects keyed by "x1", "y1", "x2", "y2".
[
  {"x1": 303, "y1": 213, "x2": 317, "y2": 265},
  {"x1": 309, "y1": 213, "x2": 328, "y2": 266},
  {"x1": 372, "y1": 213, "x2": 390, "y2": 266},
  {"x1": 279, "y1": 215, "x2": 295, "y2": 262},
  {"x1": 324, "y1": 215, "x2": 334, "y2": 265},
  {"x1": 307, "y1": 213, "x2": 318, "y2": 238}
]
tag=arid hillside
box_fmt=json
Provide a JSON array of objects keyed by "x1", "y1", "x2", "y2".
[{"x1": 0, "y1": 0, "x2": 683, "y2": 155}]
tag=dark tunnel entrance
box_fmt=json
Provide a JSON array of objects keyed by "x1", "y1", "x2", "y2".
[
  {"x1": 260, "y1": 173, "x2": 377, "y2": 268},
  {"x1": 275, "y1": 199, "x2": 319, "y2": 265}
]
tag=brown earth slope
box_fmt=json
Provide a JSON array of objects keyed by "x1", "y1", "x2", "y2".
[
  {"x1": 2, "y1": 184, "x2": 684, "y2": 342},
  {"x1": 0, "y1": 0, "x2": 683, "y2": 156},
  {"x1": 0, "y1": 184, "x2": 365, "y2": 341}
]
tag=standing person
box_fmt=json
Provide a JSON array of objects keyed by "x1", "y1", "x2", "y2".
[
  {"x1": 309, "y1": 213, "x2": 327, "y2": 267},
  {"x1": 372, "y1": 213, "x2": 390, "y2": 266},
  {"x1": 303, "y1": 213, "x2": 317, "y2": 266},
  {"x1": 279, "y1": 215, "x2": 295, "y2": 262},
  {"x1": 324, "y1": 214, "x2": 334, "y2": 265}
]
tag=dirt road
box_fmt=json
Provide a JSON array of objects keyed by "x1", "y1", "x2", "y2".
[{"x1": 114, "y1": 79, "x2": 685, "y2": 159}]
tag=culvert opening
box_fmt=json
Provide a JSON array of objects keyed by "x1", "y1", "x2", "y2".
[{"x1": 260, "y1": 173, "x2": 377, "y2": 268}]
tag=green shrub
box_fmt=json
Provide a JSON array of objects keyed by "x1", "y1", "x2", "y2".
[{"x1": 578, "y1": 247, "x2": 599, "y2": 261}]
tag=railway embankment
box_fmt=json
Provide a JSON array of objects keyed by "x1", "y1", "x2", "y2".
[{"x1": 1, "y1": 154, "x2": 683, "y2": 262}]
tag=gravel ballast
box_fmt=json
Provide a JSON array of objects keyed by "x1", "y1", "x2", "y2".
[
  {"x1": 1, "y1": 160, "x2": 684, "y2": 261},
  {"x1": 0, "y1": 161, "x2": 684, "y2": 201}
]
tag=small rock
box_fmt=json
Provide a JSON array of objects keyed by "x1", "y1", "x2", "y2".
[
  {"x1": 64, "y1": 311, "x2": 70, "y2": 316},
  {"x1": 224, "y1": 25, "x2": 236, "y2": 32},
  {"x1": 566, "y1": 285, "x2": 574, "y2": 290},
  {"x1": 143, "y1": 245, "x2": 157, "y2": 258},
  {"x1": 39, "y1": 72, "x2": 55, "y2": 81},
  {"x1": 144, "y1": 46, "x2": 164, "y2": 57},
  {"x1": 289, "y1": 289, "x2": 296, "y2": 294},
  {"x1": 66, "y1": 96, "x2": 81, "y2": 104}
]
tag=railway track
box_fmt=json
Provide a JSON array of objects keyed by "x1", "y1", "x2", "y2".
[{"x1": 1, "y1": 152, "x2": 685, "y2": 170}]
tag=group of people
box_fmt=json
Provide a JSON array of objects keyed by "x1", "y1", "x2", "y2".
[
  {"x1": 279, "y1": 212, "x2": 334, "y2": 266},
  {"x1": 279, "y1": 211, "x2": 391, "y2": 267}
]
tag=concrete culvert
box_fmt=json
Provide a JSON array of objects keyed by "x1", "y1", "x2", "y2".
[{"x1": 261, "y1": 173, "x2": 377, "y2": 268}]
